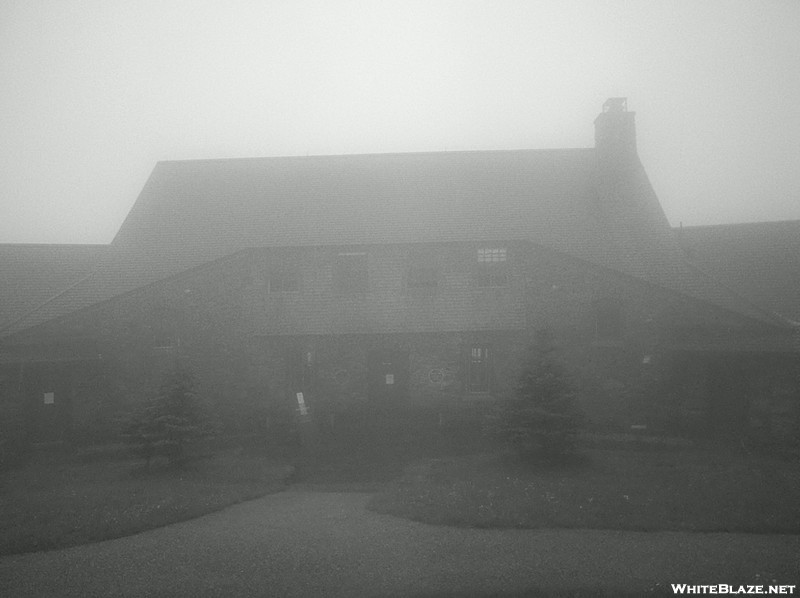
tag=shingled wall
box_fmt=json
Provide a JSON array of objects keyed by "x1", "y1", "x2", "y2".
[{"x1": 3, "y1": 240, "x2": 796, "y2": 444}]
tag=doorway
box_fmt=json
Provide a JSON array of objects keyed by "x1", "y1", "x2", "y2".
[{"x1": 367, "y1": 347, "x2": 410, "y2": 405}]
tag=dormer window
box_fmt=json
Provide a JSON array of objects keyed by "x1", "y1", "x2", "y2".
[
  {"x1": 477, "y1": 248, "x2": 506, "y2": 263},
  {"x1": 476, "y1": 247, "x2": 508, "y2": 287},
  {"x1": 153, "y1": 336, "x2": 178, "y2": 353}
]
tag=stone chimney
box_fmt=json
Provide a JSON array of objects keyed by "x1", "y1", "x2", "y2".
[{"x1": 594, "y1": 98, "x2": 637, "y2": 164}]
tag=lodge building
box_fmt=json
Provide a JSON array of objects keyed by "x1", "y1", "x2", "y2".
[{"x1": 1, "y1": 99, "x2": 798, "y2": 445}]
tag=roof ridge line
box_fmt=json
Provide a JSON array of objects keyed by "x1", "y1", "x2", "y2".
[
  {"x1": 520, "y1": 240, "x2": 789, "y2": 327},
  {"x1": 156, "y1": 147, "x2": 594, "y2": 165},
  {"x1": 0, "y1": 271, "x2": 97, "y2": 335},
  {"x1": 675, "y1": 219, "x2": 800, "y2": 230},
  {"x1": 0, "y1": 247, "x2": 257, "y2": 339},
  {"x1": 0, "y1": 243, "x2": 109, "y2": 249}
]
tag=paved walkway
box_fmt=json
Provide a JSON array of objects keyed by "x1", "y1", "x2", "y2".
[{"x1": 1, "y1": 491, "x2": 798, "y2": 597}]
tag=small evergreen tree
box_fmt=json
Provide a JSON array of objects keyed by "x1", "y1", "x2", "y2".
[
  {"x1": 125, "y1": 367, "x2": 212, "y2": 467},
  {"x1": 487, "y1": 342, "x2": 582, "y2": 462}
]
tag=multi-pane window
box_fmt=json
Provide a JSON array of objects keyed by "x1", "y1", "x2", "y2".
[
  {"x1": 476, "y1": 247, "x2": 508, "y2": 287},
  {"x1": 334, "y1": 252, "x2": 368, "y2": 293},
  {"x1": 153, "y1": 331, "x2": 178, "y2": 351},
  {"x1": 268, "y1": 270, "x2": 299, "y2": 293},
  {"x1": 477, "y1": 248, "x2": 507, "y2": 263},
  {"x1": 467, "y1": 346, "x2": 491, "y2": 392}
]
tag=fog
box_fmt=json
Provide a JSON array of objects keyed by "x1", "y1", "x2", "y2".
[
  {"x1": 1, "y1": 0, "x2": 800, "y2": 244},
  {"x1": 4, "y1": 4, "x2": 800, "y2": 593}
]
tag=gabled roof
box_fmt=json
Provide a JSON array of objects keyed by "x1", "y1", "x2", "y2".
[
  {"x1": 116, "y1": 148, "x2": 689, "y2": 284},
  {"x1": 0, "y1": 244, "x2": 107, "y2": 333},
  {"x1": 677, "y1": 220, "x2": 800, "y2": 324},
  {"x1": 104, "y1": 150, "x2": 797, "y2": 326},
  {"x1": 113, "y1": 149, "x2": 603, "y2": 260},
  {"x1": 0, "y1": 135, "x2": 787, "y2": 336}
]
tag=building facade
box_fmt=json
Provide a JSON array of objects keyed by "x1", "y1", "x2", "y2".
[{"x1": 1, "y1": 99, "x2": 798, "y2": 445}]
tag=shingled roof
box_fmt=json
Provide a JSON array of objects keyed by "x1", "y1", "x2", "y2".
[
  {"x1": 0, "y1": 244, "x2": 107, "y2": 333},
  {"x1": 677, "y1": 220, "x2": 800, "y2": 324},
  {"x1": 1, "y1": 106, "x2": 787, "y2": 337},
  {"x1": 114, "y1": 149, "x2": 601, "y2": 258}
]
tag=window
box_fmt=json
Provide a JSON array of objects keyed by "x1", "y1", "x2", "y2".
[
  {"x1": 407, "y1": 266, "x2": 438, "y2": 290},
  {"x1": 467, "y1": 346, "x2": 491, "y2": 392},
  {"x1": 594, "y1": 298, "x2": 623, "y2": 341},
  {"x1": 475, "y1": 247, "x2": 508, "y2": 287},
  {"x1": 153, "y1": 319, "x2": 179, "y2": 351},
  {"x1": 477, "y1": 248, "x2": 506, "y2": 263},
  {"x1": 268, "y1": 270, "x2": 299, "y2": 293},
  {"x1": 153, "y1": 332, "x2": 178, "y2": 351},
  {"x1": 334, "y1": 252, "x2": 368, "y2": 293}
]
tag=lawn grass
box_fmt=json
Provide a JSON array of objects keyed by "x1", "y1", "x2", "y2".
[
  {"x1": 368, "y1": 446, "x2": 800, "y2": 533},
  {"x1": 0, "y1": 448, "x2": 293, "y2": 556}
]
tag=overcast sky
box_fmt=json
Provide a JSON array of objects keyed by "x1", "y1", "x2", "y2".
[{"x1": 1, "y1": 0, "x2": 799, "y2": 244}]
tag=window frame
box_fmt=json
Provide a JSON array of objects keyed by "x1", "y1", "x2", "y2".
[
  {"x1": 475, "y1": 247, "x2": 509, "y2": 288},
  {"x1": 466, "y1": 345, "x2": 492, "y2": 393},
  {"x1": 477, "y1": 247, "x2": 507, "y2": 263}
]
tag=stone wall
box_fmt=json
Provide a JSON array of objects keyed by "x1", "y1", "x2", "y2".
[{"x1": 3, "y1": 240, "x2": 796, "y2": 443}]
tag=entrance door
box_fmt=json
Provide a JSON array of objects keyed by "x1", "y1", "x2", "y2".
[{"x1": 367, "y1": 348, "x2": 410, "y2": 405}]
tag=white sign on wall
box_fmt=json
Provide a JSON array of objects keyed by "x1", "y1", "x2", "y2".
[
  {"x1": 385, "y1": 374, "x2": 394, "y2": 385},
  {"x1": 296, "y1": 392, "x2": 308, "y2": 416},
  {"x1": 43, "y1": 392, "x2": 54, "y2": 405}
]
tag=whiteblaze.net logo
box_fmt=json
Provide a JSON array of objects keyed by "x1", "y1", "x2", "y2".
[{"x1": 671, "y1": 584, "x2": 796, "y2": 595}]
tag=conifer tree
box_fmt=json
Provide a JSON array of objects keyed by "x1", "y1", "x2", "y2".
[
  {"x1": 487, "y1": 342, "x2": 582, "y2": 462},
  {"x1": 125, "y1": 367, "x2": 212, "y2": 466}
]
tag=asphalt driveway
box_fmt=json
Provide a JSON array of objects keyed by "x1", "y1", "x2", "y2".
[{"x1": 1, "y1": 490, "x2": 798, "y2": 597}]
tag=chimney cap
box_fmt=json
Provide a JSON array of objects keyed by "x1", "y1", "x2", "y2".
[{"x1": 603, "y1": 98, "x2": 628, "y2": 113}]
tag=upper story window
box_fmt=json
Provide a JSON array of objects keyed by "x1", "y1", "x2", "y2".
[
  {"x1": 334, "y1": 252, "x2": 368, "y2": 293},
  {"x1": 477, "y1": 248, "x2": 507, "y2": 263},
  {"x1": 268, "y1": 270, "x2": 300, "y2": 293},
  {"x1": 475, "y1": 247, "x2": 508, "y2": 287},
  {"x1": 153, "y1": 334, "x2": 179, "y2": 352}
]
